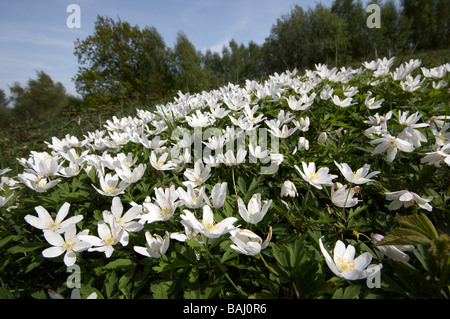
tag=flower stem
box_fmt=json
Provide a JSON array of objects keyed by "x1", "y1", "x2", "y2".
[
  {"x1": 204, "y1": 239, "x2": 246, "y2": 298},
  {"x1": 292, "y1": 281, "x2": 301, "y2": 299},
  {"x1": 231, "y1": 166, "x2": 238, "y2": 196},
  {"x1": 301, "y1": 183, "x2": 311, "y2": 218},
  {"x1": 259, "y1": 252, "x2": 284, "y2": 292},
  {"x1": 341, "y1": 183, "x2": 353, "y2": 221}
]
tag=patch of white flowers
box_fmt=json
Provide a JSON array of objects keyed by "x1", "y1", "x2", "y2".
[{"x1": 1, "y1": 56, "x2": 448, "y2": 287}]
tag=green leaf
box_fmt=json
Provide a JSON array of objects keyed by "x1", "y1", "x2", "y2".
[
  {"x1": 342, "y1": 285, "x2": 361, "y2": 299},
  {"x1": 150, "y1": 280, "x2": 172, "y2": 299},
  {"x1": 105, "y1": 271, "x2": 118, "y2": 299},
  {"x1": 102, "y1": 258, "x2": 134, "y2": 271},
  {"x1": 0, "y1": 287, "x2": 14, "y2": 299},
  {"x1": 0, "y1": 235, "x2": 16, "y2": 249},
  {"x1": 118, "y1": 268, "x2": 135, "y2": 298},
  {"x1": 376, "y1": 228, "x2": 431, "y2": 246},
  {"x1": 347, "y1": 205, "x2": 366, "y2": 221},
  {"x1": 395, "y1": 213, "x2": 439, "y2": 240},
  {"x1": 430, "y1": 234, "x2": 450, "y2": 268},
  {"x1": 7, "y1": 242, "x2": 46, "y2": 254}
]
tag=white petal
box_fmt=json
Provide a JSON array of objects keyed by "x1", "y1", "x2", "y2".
[
  {"x1": 24, "y1": 215, "x2": 47, "y2": 230},
  {"x1": 55, "y1": 203, "x2": 71, "y2": 223},
  {"x1": 63, "y1": 250, "x2": 77, "y2": 267},
  {"x1": 111, "y1": 197, "x2": 123, "y2": 218},
  {"x1": 333, "y1": 240, "x2": 347, "y2": 259},
  {"x1": 134, "y1": 246, "x2": 151, "y2": 257},
  {"x1": 42, "y1": 246, "x2": 65, "y2": 258},
  {"x1": 319, "y1": 238, "x2": 342, "y2": 278},
  {"x1": 34, "y1": 206, "x2": 53, "y2": 224},
  {"x1": 353, "y1": 252, "x2": 373, "y2": 270},
  {"x1": 44, "y1": 231, "x2": 65, "y2": 247},
  {"x1": 399, "y1": 192, "x2": 414, "y2": 202}
]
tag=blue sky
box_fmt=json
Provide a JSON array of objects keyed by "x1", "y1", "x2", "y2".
[{"x1": 0, "y1": 0, "x2": 338, "y2": 97}]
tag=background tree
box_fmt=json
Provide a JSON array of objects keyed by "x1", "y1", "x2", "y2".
[
  {"x1": 172, "y1": 31, "x2": 208, "y2": 93},
  {"x1": 9, "y1": 71, "x2": 70, "y2": 120},
  {"x1": 306, "y1": 4, "x2": 349, "y2": 67},
  {"x1": 0, "y1": 89, "x2": 11, "y2": 126},
  {"x1": 331, "y1": 0, "x2": 369, "y2": 64},
  {"x1": 202, "y1": 49, "x2": 227, "y2": 89},
  {"x1": 433, "y1": 0, "x2": 450, "y2": 49},
  {"x1": 73, "y1": 16, "x2": 172, "y2": 108},
  {"x1": 401, "y1": 0, "x2": 437, "y2": 51},
  {"x1": 261, "y1": 5, "x2": 311, "y2": 73}
]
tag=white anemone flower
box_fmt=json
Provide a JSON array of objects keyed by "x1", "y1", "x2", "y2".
[
  {"x1": 102, "y1": 197, "x2": 143, "y2": 246},
  {"x1": 58, "y1": 161, "x2": 82, "y2": 178},
  {"x1": 370, "y1": 134, "x2": 414, "y2": 162},
  {"x1": 294, "y1": 117, "x2": 310, "y2": 132},
  {"x1": 18, "y1": 172, "x2": 61, "y2": 193},
  {"x1": 92, "y1": 173, "x2": 129, "y2": 197},
  {"x1": 217, "y1": 148, "x2": 247, "y2": 166},
  {"x1": 115, "y1": 163, "x2": 146, "y2": 184},
  {"x1": 170, "y1": 219, "x2": 204, "y2": 246},
  {"x1": 364, "y1": 95, "x2": 384, "y2": 110},
  {"x1": 183, "y1": 160, "x2": 211, "y2": 187},
  {"x1": 237, "y1": 193, "x2": 272, "y2": 225},
  {"x1": 229, "y1": 227, "x2": 272, "y2": 256},
  {"x1": 294, "y1": 162, "x2": 337, "y2": 189},
  {"x1": 150, "y1": 151, "x2": 176, "y2": 171},
  {"x1": 25, "y1": 202, "x2": 83, "y2": 234},
  {"x1": 285, "y1": 95, "x2": 312, "y2": 111},
  {"x1": 371, "y1": 234, "x2": 414, "y2": 262},
  {"x1": 177, "y1": 184, "x2": 208, "y2": 209},
  {"x1": 134, "y1": 231, "x2": 170, "y2": 258},
  {"x1": 31, "y1": 156, "x2": 62, "y2": 177},
  {"x1": 385, "y1": 190, "x2": 433, "y2": 211},
  {"x1": 268, "y1": 124, "x2": 298, "y2": 139},
  {"x1": 331, "y1": 183, "x2": 359, "y2": 208},
  {"x1": 331, "y1": 95, "x2": 356, "y2": 108},
  {"x1": 297, "y1": 136, "x2": 310, "y2": 151},
  {"x1": 319, "y1": 237, "x2": 382, "y2": 280},
  {"x1": 421, "y1": 146, "x2": 450, "y2": 167},
  {"x1": 186, "y1": 110, "x2": 215, "y2": 128},
  {"x1": 317, "y1": 132, "x2": 327, "y2": 143},
  {"x1": 280, "y1": 180, "x2": 298, "y2": 198},
  {"x1": 42, "y1": 225, "x2": 91, "y2": 266},
  {"x1": 78, "y1": 219, "x2": 124, "y2": 258},
  {"x1": 210, "y1": 182, "x2": 227, "y2": 209},
  {"x1": 400, "y1": 74, "x2": 424, "y2": 92},
  {"x1": 0, "y1": 193, "x2": 14, "y2": 208},
  {"x1": 334, "y1": 161, "x2": 380, "y2": 184},
  {"x1": 140, "y1": 185, "x2": 181, "y2": 224},
  {"x1": 180, "y1": 205, "x2": 237, "y2": 239},
  {"x1": 249, "y1": 144, "x2": 269, "y2": 160}
]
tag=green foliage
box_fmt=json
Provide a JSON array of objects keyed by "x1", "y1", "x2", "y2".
[
  {"x1": 73, "y1": 16, "x2": 173, "y2": 107},
  {"x1": 7, "y1": 71, "x2": 77, "y2": 121}
]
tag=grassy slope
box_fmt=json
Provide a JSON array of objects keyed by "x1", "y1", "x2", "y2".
[{"x1": 1, "y1": 49, "x2": 449, "y2": 174}]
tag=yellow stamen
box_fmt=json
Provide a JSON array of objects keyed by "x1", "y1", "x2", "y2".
[
  {"x1": 336, "y1": 256, "x2": 356, "y2": 272},
  {"x1": 309, "y1": 172, "x2": 319, "y2": 181}
]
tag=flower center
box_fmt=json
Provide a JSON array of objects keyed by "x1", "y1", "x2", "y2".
[
  {"x1": 36, "y1": 180, "x2": 47, "y2": 189},
  {"x1": 353, "y1": 172, "x2": 361, "y2": 179},
  {"x1": 309, "y1": 172, "x2": 319, "y2": 181},
  {"x1": 62, "y1": 240, "x2": 74, "y2": 251},
  {"x1": 202, "y1": 220, "x2": 217, "y2": 232},
  {"x1": 104, "y1": 185, "x2": 118, "y2": 194},
  {"x1": 159, "y1": 207, "x2": 171, "y2": 217},
  {"x1": 336, "y1": 256, "x2": 356, "y2": 272},
  {"x1": 49, "y1": 221, "x2": 60, "y2": 230},
  {"x1": 104, "y1": 236, "x2": 116, "y2": 245}
]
